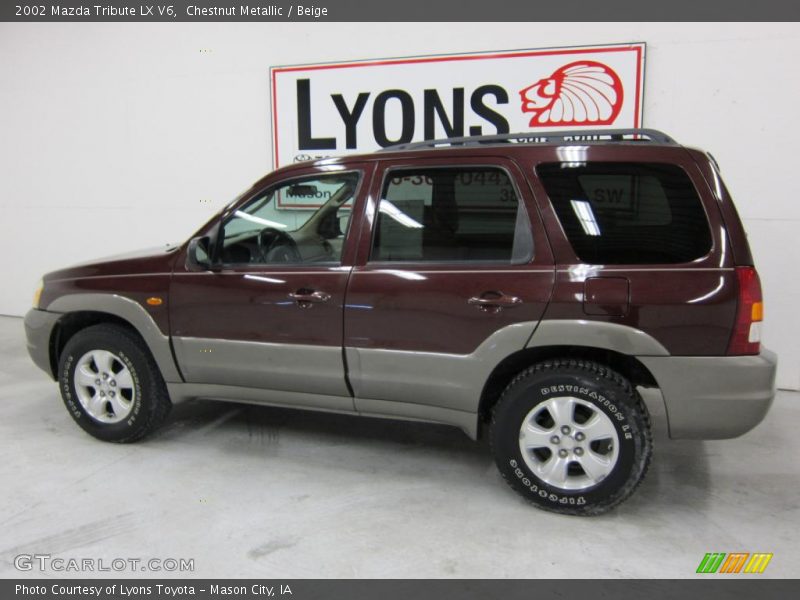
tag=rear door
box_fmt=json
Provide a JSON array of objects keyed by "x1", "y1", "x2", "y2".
[{"x1": 344, "y1": 156, "x2": 555, "y2": 417}]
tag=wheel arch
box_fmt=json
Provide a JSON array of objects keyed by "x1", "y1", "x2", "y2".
[
  {"x1": 49, "y1": 311, "x2": 141, "y2": 378},
  {"x1": 477, "y1": 345, "x2": 661, "y2": 437},
  {"x1": 45, "y1": 293, "x2": 182, "y2": 383}
]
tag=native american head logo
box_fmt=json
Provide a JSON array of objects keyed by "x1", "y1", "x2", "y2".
[{"x1": 519, "y1": 61, "x2": 624, "y2": 127}]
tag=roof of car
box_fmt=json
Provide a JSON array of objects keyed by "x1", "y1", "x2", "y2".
[
  {"x1": 378, "y1": 128, "x2": 677, "y2": 151},
  {"x1": 273, "y1": 128, "x2": 683, "y2": 175}
]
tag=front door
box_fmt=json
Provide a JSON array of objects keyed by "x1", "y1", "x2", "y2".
[
  {"x1": 344, "y1": 157, "x2": 555, "y2": 417},
  {"x1": 169, "y1": 166, "x2": 371, "y2": 412}
]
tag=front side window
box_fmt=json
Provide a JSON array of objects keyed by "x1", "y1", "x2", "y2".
[
  {"x1": 219, "y1": 172, "x2": 359, "y2": 265},
  {"x1": 537, "y1": 162, "x2": 712, "y2": 264},
  {"x1": 371, "y1": 167, "x2": 531, "y2": 263}
]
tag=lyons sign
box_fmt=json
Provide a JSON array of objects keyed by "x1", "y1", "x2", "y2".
[{"x1": 269, "y1": 43, "x2": 645, "y2": 173}]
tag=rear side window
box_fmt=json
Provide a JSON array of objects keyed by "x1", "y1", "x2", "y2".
[
  {"x1": 537, "y1": 162, "x2": 712, "y2": 264},
  {"x1": 371, "y1": 167, "x2": 532, "y2": 263}
]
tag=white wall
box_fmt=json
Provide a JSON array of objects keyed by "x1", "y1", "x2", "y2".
[{"x1": 1, "y1": 22, "x2": 798, "y2": 389}]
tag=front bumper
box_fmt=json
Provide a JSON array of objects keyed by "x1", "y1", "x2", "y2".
[
  {"x1": 24, "y1": 308, "x2": 61, "y2": 380},
  {"x1": 639, "y1": 349, "x2": 778, "y2": 439}
]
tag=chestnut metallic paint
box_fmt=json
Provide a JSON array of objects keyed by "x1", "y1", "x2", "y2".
[{"x1": 23, "y1": 138, "x2": 777, "y2": 440}]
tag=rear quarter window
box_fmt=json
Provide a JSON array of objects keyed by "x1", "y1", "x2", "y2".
[{"x1": 537, "y1": 162, "x2": 712, "y2": 264}]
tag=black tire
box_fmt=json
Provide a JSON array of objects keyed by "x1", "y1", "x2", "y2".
[
  {"x1": 490, "y1": 358, "x2": 652, "y2": 516},
  {"x1": 58, "y1": 323, "x2": 172, "y2": 443}
]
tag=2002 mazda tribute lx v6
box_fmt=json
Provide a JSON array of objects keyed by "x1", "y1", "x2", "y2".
[{"x1": 24, "y1": 129, "x2": 777, "y2": 515}]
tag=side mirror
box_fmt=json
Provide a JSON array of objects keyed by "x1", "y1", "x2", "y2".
[{"x1": 186, "y1": 236, "x2": 212, "y2": 271}]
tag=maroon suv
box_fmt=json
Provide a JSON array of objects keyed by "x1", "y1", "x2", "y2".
[{"x1": 24, "y1": 129, "x2": 777, "y2": 515}]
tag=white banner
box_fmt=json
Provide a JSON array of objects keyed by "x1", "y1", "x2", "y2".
[{"x1": 270, "y1": 43, "x2": 645, "y2": 207}]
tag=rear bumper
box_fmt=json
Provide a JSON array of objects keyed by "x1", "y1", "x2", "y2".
[
  {"x1": 24, "y1": 308, "x2": 61, "y2": 380},
  {"x1": 639, "y1": 349, "x2": 778, "y2": 439}
]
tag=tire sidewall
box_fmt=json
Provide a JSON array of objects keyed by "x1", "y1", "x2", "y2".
[
  {"x1": 493, "y1": 365, "x2": 647, "y2": 512},
  {"x1": 59, "y1": 329, "x2": 148, "y2": 441}
]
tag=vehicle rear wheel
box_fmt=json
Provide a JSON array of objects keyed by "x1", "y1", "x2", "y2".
[
  {"x1": 490, "y1": 358, "x2": 652, "y2": 515},
  {"x1": 58, "y1": 324, "x2": 171, "y2": 443}
]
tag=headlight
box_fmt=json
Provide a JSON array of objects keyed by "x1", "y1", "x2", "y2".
[{"x1": 32, "y1": 279, "x2": 43, "y2": 309}]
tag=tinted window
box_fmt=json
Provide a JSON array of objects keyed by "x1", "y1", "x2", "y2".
[
  {"x1": 371, "y1": 167, "x2": 530, "y2": 263},
  {"x1": 219, "y1": 173, "x2": 359, "y2": 265},
  {"x1": 537, "y1": 162, "x2": 712, "y2": 264}
]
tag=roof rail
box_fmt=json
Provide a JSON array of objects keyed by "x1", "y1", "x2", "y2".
[{"x1": 380, "y1": 128, "x2": 677, "y2": 151}]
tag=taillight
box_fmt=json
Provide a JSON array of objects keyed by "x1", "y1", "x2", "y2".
[{"x1": 727, "y1": 266, "x2": 763, "y2": 355}]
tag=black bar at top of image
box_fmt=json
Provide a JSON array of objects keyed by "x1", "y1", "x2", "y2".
[
  {"x1": 1, "y1": 0, "x2": 800, "y2": 21},
  {"x1": 4, "y1": 580, "x2": 800, "y2": 600}
]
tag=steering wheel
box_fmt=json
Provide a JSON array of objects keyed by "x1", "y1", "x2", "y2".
[{"x1": 257, "y1": 227, "x2": 302, "y2": 263}]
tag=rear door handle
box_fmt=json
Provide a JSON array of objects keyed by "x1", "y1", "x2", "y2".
[
  {"x1": 468, "y1": 293, "x2": 523, "y2": 311},
  {"x1": 289, "y1": 290, "x2": 331, "y2": 306}
]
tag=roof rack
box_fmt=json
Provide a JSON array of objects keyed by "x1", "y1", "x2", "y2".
[{"x1": 380, "y1": 128, "x2": 677, "y2": 152}]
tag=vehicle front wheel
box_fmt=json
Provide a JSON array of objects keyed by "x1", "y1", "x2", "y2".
[
  {"x1": 490, "y1": 359, "x2": 652, "y2": 515},
  {"x1": 58, "y1": 324, "x2": 171, "y2": 443}
]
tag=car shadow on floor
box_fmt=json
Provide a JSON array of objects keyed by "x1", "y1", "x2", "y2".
[
  {"x1": 158, "y1": 398, "x2": 481, "y2": 450},
  {"x1": 152, "y1": 397, "x2": 713, "y2": 515}
]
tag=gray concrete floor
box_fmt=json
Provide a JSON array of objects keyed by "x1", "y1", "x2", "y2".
[{"x1": 0, "y1": 315, "x2": 798, "y2": 579}]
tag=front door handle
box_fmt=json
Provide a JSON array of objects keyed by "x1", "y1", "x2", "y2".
[
  {"x1": 468, "y1": 292, "x2": 523, "y2": 312},
  {"x1": 289, "y1": 289, "x2": 331, "y2": 307}
]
